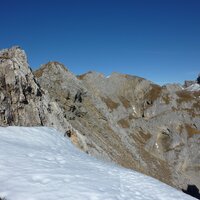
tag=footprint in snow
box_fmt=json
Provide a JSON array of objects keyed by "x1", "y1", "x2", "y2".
[
  {"x1": 27, "y1": 153, "x2": 35, "y2": 157},
  {"x1": 32, "y1": 175, "x2": 50, "y2": 184},
  {"x1": 44, "y1": 156, "x2": 55, "y2": 161},
  {"x1": 56, "y1": 156, "x2": 66, "y2": 164}
]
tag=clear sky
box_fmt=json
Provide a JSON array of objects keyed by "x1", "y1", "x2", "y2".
[{"x1": 0, "y1": 0, "x2": 200, "y2": 84}]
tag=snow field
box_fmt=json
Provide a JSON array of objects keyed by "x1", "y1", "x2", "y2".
[{"x1": 0, "y1": 127, "x2": 195, "y2": 200}]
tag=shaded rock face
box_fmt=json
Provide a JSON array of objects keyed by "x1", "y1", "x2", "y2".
[
  {"x1": 197, "y1": 74, "x2": 200, "y2": 84},
  {"x1": 1, "y1": 46, "x2": 200, "y2": 192}
]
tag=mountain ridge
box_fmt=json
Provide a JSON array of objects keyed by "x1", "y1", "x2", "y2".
[{"x1": 0, "y1": 46, "x2": 200, "y2": 193}]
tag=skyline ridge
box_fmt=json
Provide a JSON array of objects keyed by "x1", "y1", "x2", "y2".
[{"x1": 0, "y1": 0, "x2": 199, "y2": 84}]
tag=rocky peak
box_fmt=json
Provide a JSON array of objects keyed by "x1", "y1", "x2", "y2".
[
  {"x1": 0, "y1": 47, "x2": 82, "y2": 142},
  {"x1": 0, "y1": 46, "x2": 27, "y2": 67},
  {"x1": 34, "y1": 61, "x2": 68, "y2": 78},
  {"x1": 0, "y1": 46, "x2": 45, "y2": 126},
  {"x1": 34, "y1": 61, "x2": 86, "y2": 102}
]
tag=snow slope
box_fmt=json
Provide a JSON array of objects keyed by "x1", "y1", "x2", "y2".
[
  {"x1": 0, "y1": 127, "x2": 194, "y2": 200},
  {"x1": 186, "y1": 83, "x2": 200, "y2": 91}
]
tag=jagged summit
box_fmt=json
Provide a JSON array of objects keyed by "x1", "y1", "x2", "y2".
[
  {"x1": 0, "y1": 46, "x2": 30, "y2": 73},
  {"x1": 0, "y1": 46, "x2": 200, "y2": 193},
  {"x1": 0, "y1": 46, "x2": 45, "y2": 126},
  {"x1": 77, "y1": 71, "x2": 105, "y2": 80},
  {"x1": 0, "y1": 45, "x2": 23, "y2": 56},
  {"x1": 0, "y1": 46, "x2": 82, "y2": 141},
  {"x1": 34, "y1": 61, "x2": 69, "y2": 78}
]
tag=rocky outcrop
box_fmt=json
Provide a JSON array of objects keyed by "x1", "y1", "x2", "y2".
[
  {"x1": 1, "y1": 46, "x2": 200, "y2": 192},
  {"x1": 0, "y1": 46, "x2": 47, "y2": 126},
  {"x1": 0, "y1": 46, "x2": 84, "y2": 147}
]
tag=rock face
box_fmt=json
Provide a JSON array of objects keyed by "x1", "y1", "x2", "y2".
[
  {"x1": 1, "y1": 46, "x2": 200, "y2": 192},
  {"x1": 0, "y1": 46, "x2": 84, "y2": 145},
  {"x1": 0, "y1": 46, "x2": 47, "y2": 126}
]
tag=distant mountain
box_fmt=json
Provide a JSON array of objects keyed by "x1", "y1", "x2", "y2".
[
  {"x1": 0, "y1": 46, "x2": 200, "y2": 195},
  {"x1": 186, "y1": 83, "x2": 200, "y2": 92},
  {"x1": 184, "y1": 74, "x2": 200, "y2": 90}
]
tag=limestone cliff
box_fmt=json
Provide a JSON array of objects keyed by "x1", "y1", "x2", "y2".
[{"x1": 0, "y1": 46, "x2": 84, "y2": 146}]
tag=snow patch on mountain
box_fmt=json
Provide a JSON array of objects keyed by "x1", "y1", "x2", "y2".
[
  {"x1": 186, "y1": 83, "x2": 200, "y2": 91},
  {"x1": 0, "y1": 127, "x2": 195, "y2": 200}
]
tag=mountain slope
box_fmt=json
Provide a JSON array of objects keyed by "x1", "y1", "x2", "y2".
[
  {"x1": 0, "y1": 46, "x2": 200, "y2": 192},
  {"x1": 35, "y1": 63, "x2": 200, "y2": 190},
  {"x1": 0, "y1": 126, "x2": 195, "y2": 200}
]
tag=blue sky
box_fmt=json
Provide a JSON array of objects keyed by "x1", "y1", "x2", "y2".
[{"x1": 0, "y1": 0, "x2": 200, "y2": 84}]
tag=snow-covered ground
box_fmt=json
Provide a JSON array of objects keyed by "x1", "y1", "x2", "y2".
[
  {"x1": 186, "y1": 83, "x2": 200, "y2": 91},
  {"x1": 0, "y1": 127, "x2": 195, "y2": 200}
]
